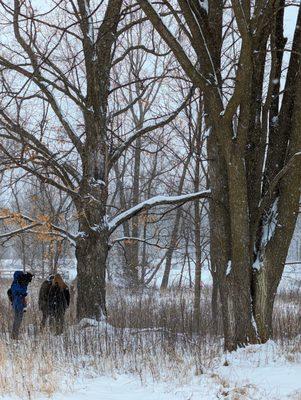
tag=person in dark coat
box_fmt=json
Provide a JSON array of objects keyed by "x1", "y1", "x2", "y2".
[
  {"x1": 38, "y1": 275, "x2": 54, "y2": 330},
  {"x1": 9, "y1": 271, "x2": 34, "y2": 339},
  {"x1": 39, "y1": 273, "x2": 70, "y2": 334}
]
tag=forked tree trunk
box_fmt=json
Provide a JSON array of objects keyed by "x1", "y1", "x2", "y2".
[
  {"x1": 253, "y1": 163, "x2": 301, "y2": 341},
  {"x1": 137, "y1": 0, "x2": 301, "y2": 352},
  {"x1": 253, "y1": 40, "x2": 301, "y2": 341},
  {"x1": 209, "y1": 132, "x2": 258, "y2": 350}
]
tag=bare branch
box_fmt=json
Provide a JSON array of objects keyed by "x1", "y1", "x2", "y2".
[{"x1": 108, "y1": 189, "x2": 211, "y2": 234}]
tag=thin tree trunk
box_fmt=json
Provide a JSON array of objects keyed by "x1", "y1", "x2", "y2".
[
  {"x1": 211, "y1": 270, "x2": 219, "y2": 332},
  {"x1": 129, "y1": 148, "x2": 141, "y2": 287},
  {"x1": 161, "y1": 153, "x2": 192, "y2": 289},
  {"x1": 178, "y1": 252, "x2": 186, "y2": 288},
  {"x1": 193, "y1": 102, "x2": 202, "y2": 332},
  {"x1": 114, "y1": 162, "x2": 135, "y2": 284}
]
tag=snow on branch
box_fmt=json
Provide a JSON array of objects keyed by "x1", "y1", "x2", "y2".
[
  {"x1": 199, "y1": 0, "x2": 209, "y2": 12},
  {"x1": 110, "y1": 236, "x2": 168, "y2": 250},
  {"x1": 108, "y1": 190, "x2": 211, "y2": 233}
]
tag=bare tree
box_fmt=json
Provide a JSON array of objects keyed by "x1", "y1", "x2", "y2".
[
  {"x1": 138, "y1": 0, "x2": 301, "y2": 349},
  {"x1": 0, "y1": 0, "x2": 210, "y2": 320}
]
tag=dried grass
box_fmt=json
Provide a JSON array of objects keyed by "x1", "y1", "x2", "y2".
[{"x1": 0, "y1": 278, "x2": 299, "y2": 399}]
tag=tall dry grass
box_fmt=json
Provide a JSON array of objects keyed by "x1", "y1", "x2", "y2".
[{"x1": 0, "y1": 277, "x2": 299, "y2": 399}]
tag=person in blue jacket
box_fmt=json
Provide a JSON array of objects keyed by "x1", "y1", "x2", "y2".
[{"x1": 9, "y1": 271, "x2": 34, "y2": 339}]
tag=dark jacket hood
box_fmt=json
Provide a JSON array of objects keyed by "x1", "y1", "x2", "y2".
[{"x1": 13, "y1": 271, "x2": 24, "y2": 282}]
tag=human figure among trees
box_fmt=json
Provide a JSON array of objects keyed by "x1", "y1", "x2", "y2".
[
  {"x1": 8, "y1": 271, "x2": 34, "y2": 340},
  {"x1": 38, "y1": 274, "x2": 54, "y2": 330},
  {"x1": 38, "y1": 274, "x2": 70, "y2": 335}
]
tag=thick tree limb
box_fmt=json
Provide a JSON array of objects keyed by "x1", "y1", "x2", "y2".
[
  {"x1": 108, "y1": 189, "x2": 211, "y2": 233},
  {"x1": 252, "y1": 151, "x2": 301, "y2": 242},
  {"x1": 137, "y1": 0, "x2": 209, "y2": 89}
]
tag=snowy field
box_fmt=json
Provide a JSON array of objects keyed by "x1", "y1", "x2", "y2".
[
  {"x1": 51, "y1": 343, "x2": 301, "y2": 400},
  {"x1": 0, "y1": 339, "x2": 300, "y2": 400},
  {"x1": 0, "y1": 260, "x2": 300, "y2": 400}
]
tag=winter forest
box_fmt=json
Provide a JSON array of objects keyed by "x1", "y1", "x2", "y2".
[{"x1": 0, "y1": 0, "x2": 300, "y2": 399}]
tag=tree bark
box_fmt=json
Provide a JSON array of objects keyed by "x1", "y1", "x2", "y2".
[
  {"x1": 76, "y1": 230, "x2": 108, "y2": 320},
  {"x1": 253, "y1": 46, "x2": 301, "y2": 340}
]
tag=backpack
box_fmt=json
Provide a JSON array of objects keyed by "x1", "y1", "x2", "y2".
[
  {"x1": 7, "y1": 288, "x2": 13, "y2": 304},
  {"x1": 38, "y1": 280, "x2": 52, "y2": 311}
]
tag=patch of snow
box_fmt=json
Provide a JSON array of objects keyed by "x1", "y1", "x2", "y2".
[
  {"x1": 226, "y1": 260, "x2": 232, "y2": 276},
  {"x1": 89, "y1": 178, "x2": 106, "y2": 187},
  {"x1": 271, "y1": 116, "x2": 279, "y2": 126},
  {"x1": 152, "y1": 263, "x2": 213, "y2": 288},
  {"x1": 76, "y1": 231, "x2": 87, "y2": 238},
  {"x1": 203, "y1": 126, "x2": 212, "y2": 139},
  {"x1": 261, "y1": 198, "x2": 279, "y2": 247},
  {"x1": 253, "y1": 257, "x2": 263, "y2": 271},
  {"x1": 219, "y1": 341, "x2": 301, "y2": 399},
  {"x1": 199, "y1": 0, "x2": 209, "y2": 12}
]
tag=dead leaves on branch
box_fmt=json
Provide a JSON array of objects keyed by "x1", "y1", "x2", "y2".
[{"x1": 0, "y1": 208, "x2": 64, "y2": 243}]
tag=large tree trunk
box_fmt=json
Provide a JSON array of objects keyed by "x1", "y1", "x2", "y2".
[
  {"x1": 207, "y1": 126, "x2": 236, "y2": 349},
  {"x1": 252, "y1": 8, "x2": 301, "y2": 343},
  {"x1": 76, "y1": 229, "x2": 108, "y2": 320},
  {"x1": 135, "y1": 0, "x2": 301, "y2": 351},
  {"x1": 73, "y1": 0, "x2": 123, "y2": 319},
  {"x1": 253, "y1": 80, "x2": 301, "y2": 341},
  {"x1": 209, "y1": 129, "x2": 258, "y2": 350},
  {"x1": 193, "y1": 199, "x2": 202, "y2": 332},
  {"x1": 74, "y1": 175, "x2": 109, "y2": 320},
  {"x1": 228, "y1": 149, "x2": 257, "y2": 346}
]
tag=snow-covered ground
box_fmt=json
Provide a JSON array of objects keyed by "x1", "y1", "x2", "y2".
[
  {"x1": 55, "y1": 348, "x2": 301, "y2": 400},
  {"x1": 1, "y1": 341, "x2": 300, "y2": 400},
  {"x1": 62, "y1": 342, "x2": 301, "y2": 400},
  {"x1": 0, "y1": 259, "x2": 300, "y2": 400}
]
